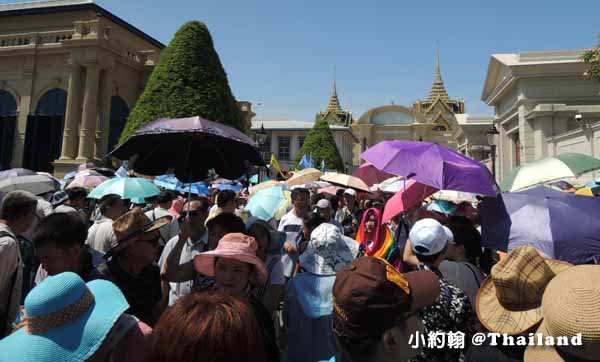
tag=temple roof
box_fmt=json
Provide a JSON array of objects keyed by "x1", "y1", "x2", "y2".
[{"x1": 426, "y1": 49, "x2": 450, "y2": 102}]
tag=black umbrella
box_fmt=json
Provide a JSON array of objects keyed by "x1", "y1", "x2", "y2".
[{"x1": 109, "y1": 116, "x2": 265, "y2": 182}]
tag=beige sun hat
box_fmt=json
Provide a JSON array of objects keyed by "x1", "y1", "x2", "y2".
[
  {"x1": 476, "y1": 246, "x2": 571, "y2": 335},
  {"x1": 524, "y1": 265, "x2": 600, "y2": 362},
  {"x1": 104, "y1": 207, "x2": 171, "y2": 258}
]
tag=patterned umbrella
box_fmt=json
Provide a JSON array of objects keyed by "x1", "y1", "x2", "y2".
[{"x1": 66, "y1": 174, "x2": 109, "y2": 189}]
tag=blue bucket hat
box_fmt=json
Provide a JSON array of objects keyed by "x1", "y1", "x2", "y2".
[{"x1": 0, "y1": 272, "x2": 129, "y2": 362}]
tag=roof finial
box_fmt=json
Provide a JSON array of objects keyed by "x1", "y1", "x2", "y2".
[
  {"x1": 426, "y1": 47, "x2": 450, "y2": 102},
  {"x1": 435, "y1": 47, "x2": 441, "y2": 80}
]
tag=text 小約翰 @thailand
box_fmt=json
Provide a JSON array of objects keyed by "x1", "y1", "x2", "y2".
[{"x1": 409, "y1": 331, "x2": 584, "y2": 349}]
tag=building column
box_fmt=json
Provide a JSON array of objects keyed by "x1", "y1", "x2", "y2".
[
  {"x1": 60, "y1": 63, "x2": 84, "y2": 159},
  {"x1": 11, "y1": 93, "x2": 32, "y2": 168},
  {"x1": 76, "y1": 64, "x2": 100, "y2": 161},
  {"x1": 95, "y1": 67, "x2": 113, "y2": 160}
]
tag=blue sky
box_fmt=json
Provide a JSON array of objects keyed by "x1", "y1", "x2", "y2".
[{"x1": 8, "y1": 0, "x2": 600, "y2": 120}]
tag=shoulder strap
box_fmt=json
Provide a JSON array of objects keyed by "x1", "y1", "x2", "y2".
[
  {"x1": 0, "y1": 231, "x2": 19, "y2": 336},
  {"x1": 461, "y1": 262, "x2": 481, "y2": 288}
]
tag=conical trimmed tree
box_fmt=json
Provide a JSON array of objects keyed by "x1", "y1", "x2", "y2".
[
  {"x1": 294, "y1": 117, "x2": 344, "y2": 171},
  {"x1": 119, "y1": 21, "x2": 245, "y2": 143}
]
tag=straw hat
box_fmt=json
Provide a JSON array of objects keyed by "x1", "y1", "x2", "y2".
[
  {"x1": 193, "y1": 233, "x2": 268, "y2": 284},
  {"x1": 524, "y1": 265, "x2": 600, "y2": 362},
  {"x1": 0, "y1": 272, "x2": 129, "y2": 362},
  {"x1": 476, "y1": 246, "x2": 571, "y2": 335},
  {"x1": 105, "y1": 207, "x2": 171, "y2": 258}
]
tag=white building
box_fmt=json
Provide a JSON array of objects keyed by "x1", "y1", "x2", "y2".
[
  {"x1": 250, "y1": 119, "x2": 357, "y2": 172},
  {"x1": 481, "y1": 50, "x2": 600, "y2": 181}
]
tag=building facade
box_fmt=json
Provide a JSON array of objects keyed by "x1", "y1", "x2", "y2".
[
  {"x1": 0, "y1": 0, "x2": 165, "y2": 176},
  {"x1": 250, "y1": 119, "x2": 357, "y2": 172},
  {"x1": 352, "y1": 53, "x2": 494, "y2": 165},
  {"x1": 481, "y1": 50, "x2": 600, "y2": 182}
]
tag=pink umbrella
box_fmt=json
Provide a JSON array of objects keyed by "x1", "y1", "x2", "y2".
[
  {"x1": 352, "y1": 162, "x2": 394, "y2": 187},
  {"x1": 67, "y1": 174, "x2": 109, "y2": 189},
  {"x1": 382, "y1": 180, "x2": 438, "y2": 222},
  {"x1": 318, "y1": 185, "x2": 344, "y2": 195}
]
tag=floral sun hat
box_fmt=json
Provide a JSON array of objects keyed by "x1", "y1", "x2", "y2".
[{"x1": 300, "y1": 223, "x2": 359, "y2": 275}]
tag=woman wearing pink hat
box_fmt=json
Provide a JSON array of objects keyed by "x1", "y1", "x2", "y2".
[{"x1": 193, "y1": 233, "x2": 279, "y2": 362}]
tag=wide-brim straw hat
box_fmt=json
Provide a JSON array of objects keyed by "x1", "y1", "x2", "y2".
[
  {"x1": 524, "y1": 265, "x2": 600, "y2": 362},
  {"x1": 193, "y1": 233, "x2": 268, "y2": 284},
  {"x1": 476, "y1": 246, "x2": 571, "y2": 335},
  {"x1": 105, "y1": 207, "x2": 171, "y2": 258},
  {"x1": 0, "y1": 272, "x2": 129, "y2": 362}
]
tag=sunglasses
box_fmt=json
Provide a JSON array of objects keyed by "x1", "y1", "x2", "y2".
[
  {"x1": 137, "y1": 234, "x2": 160, "y2": 247},
  {"x1": 179, "y1": 209, "x2": 207, "y2": 220}
]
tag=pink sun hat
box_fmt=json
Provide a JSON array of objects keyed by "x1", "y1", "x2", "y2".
[{"x1": 193, "y1": 233, "x2": 268, "y2": 284}]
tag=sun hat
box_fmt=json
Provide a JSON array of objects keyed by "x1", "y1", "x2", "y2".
[
  {"x1": 524, "y1": 265, "x2": 600, "y2": 362},
  {"x1": 343, "y1": 188, "x2": 356, "y2": 197},
  {"x1": 332, "y1": 256, "x2": 440, "y2": 340},
  {"x1": 409, "y1": 218, "x2": 453, "y2": 256},
  {"x1": 104, "y1": 207, "x2": 171, "y2": 258},
  {"x1": 476, "y1": 246, "x2": 572, "y2": 335},
  {"x1": 0, "y1": 272, "x2": 129, "y2": 362},
  {"x1": 245, "y1": 216, "x2": 286, "y2": 254},
  {"x1": 299, "y1": 223, "x2": 359, "y2": 275},
  {"x1": 193, "y1": 233, "x2": 268, "y2": 284},
  {"x1": 316, "y1": 199, "x2": 331, "y2": 209}
]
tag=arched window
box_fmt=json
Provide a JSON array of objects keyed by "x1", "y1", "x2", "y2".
[
  {"x1": 0, "y1": 90, "x2": 17, "y2": 170},
  {"x1": 107, "y1": 96, "x2": 130, "y2": 153},
  {"x1": 23, "y1": 88, "x2": 67, "y2": 172}
]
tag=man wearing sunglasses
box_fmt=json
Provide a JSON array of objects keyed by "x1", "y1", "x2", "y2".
[
  {"x1": 158, "y1": 197, "x2": 210, "y2": 306},
  {"x1": 94, "y1": 208, "x2": 171, "y2": 326}
]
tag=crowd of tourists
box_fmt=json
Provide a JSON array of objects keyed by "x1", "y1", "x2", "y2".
[{"x1": 0, "y1": 171, "x2": 598, "y2": 362}]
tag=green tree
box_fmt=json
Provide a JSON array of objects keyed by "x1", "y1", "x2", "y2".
[
  {"x1": 294, "y1": 118, "x2": 344, "y2": 171},
  {"x1": 582, "y1": 42, "x2": 600, "y2": 82},
  {"x1": 120, "y1": 21, "x2": 244, "y2": 143}
]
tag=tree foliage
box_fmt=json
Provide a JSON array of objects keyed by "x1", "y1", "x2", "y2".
[
  {"x1": 294, "y1": 118, "x2": 344, "y2": 171},
  {"x1": 120, "y1": 21, "x2": 244, "y2": 143},
  {"x1": 582, "y1": 45, "x2": 600, "y2": 82}
]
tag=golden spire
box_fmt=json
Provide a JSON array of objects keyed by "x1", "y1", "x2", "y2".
[
  {"x1": 427, "y1": 48, "x2": 450, "y2": 102},
  {"x1": 326, "y1": 68, "x2": 343, "y2": 113}
]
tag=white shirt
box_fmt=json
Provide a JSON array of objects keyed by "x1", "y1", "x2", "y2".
[
  {"x1": 145, "y1": 207, "x2": 178, "y2": 246},
  {"x1": 159, "y1": 231, "x2": 208, "y2": 306},
  {"x1": 86, "y1": 215, "x2": 117, "y2": 253},
  {"x1": 278, "y1": 209, "x2": 303, "y2": 233},
  {"x1": 54, "y1": 204, "x2": 78, "y2": 214},
  {"x1": 439, "y1": 260, "x2": 484, "y2": 307}
]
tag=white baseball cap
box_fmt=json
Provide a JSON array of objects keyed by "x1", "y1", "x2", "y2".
[
  {"x1": 409, "y1": 218, "x2": 453, "y2": 256},
  {"x1": 316, "y1": 199, "x2": 331, "y2": 209},
  {"x1": 343, "y1": 189, "x2": 356, "y2": 197}
]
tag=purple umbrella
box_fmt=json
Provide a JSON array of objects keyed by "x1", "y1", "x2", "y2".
[
  {"x1": 0, "y1": 168, "x2": 36, "y2": 180},
  {"x1": 109, "y1": 116, "x2": 264, "y2": 182},
  {"x1": 480, "y1": 185, "x2": 600, "y2": 264},
  {"x1": 361, "y1": 140, "x2": 498, "y2": 196}
]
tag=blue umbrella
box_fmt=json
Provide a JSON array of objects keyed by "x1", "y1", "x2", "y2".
[
  {"x1": 176, "y1": 182, "x2": 209, "y2": 196},
  {"x1": 480, "y1": 185, "x2": 600, "y2": 264},
  {"x1": 247, "y1": 186, "x2": 286, "y2": 221},
  {"x1": 88, "y1": 177, "x2": 160, "y2": 200},
  {"x1": 154, "y1": 174, "x2": 181, "y2": 190},
  {"x1": 216, "y1": 183, "x2": 243, "y2": 192}
]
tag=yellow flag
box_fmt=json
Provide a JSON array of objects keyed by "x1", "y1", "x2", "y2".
[{"x1": 270, "y1": 153, "x2": 286, "y2": 178}]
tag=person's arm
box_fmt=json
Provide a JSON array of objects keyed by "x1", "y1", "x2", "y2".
[
  {"x1": 402, "y1": 239, "x2": 420, "y2": 269},
  {"x1": 162, "y1": 220, "x2": 195, "y2": 283},
  {"x1": 153, "y1": 276, "x2": 170, "y2": 322}
]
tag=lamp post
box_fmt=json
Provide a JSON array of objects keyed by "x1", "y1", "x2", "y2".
[
  {"x1": 255, "y1": 123, "x2": 268, "y2": 183},
  {"x1": 486, "y1": 124, "x2": 500, "y2": 180}
]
